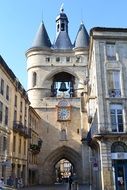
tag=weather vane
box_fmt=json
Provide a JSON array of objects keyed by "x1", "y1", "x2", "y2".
[{"x1": 60, "y1": 3, "x2": 64, "y2": 13}]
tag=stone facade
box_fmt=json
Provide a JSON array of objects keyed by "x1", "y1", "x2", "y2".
[
  {"x1": 26, "y1": 7, "x2": 89, "y2": 185},
  {"x1": 87, "y1": 28, "x2": 127, "y2": 190},
  {"x1": 0, "y1": 56, "x2": 30, "y2": 186},
  {"x1": 28, "y1": 106, "x2": 42, "y2": 186},
  {"x1": 1, "y1": 6, "x2": 127, "y2": 190}
]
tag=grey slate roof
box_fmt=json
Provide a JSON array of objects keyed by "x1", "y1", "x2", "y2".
[
  {"x1": 74, "y1": 23, "x2": 89, "y2": 49},
  {"x1": 32, "y1": 22, "x2": 51, "y2": 48},
  {"x1": 56, "y1": 12, "x2": 68, "y2": 23},
  {"x1": 53, "y1": 31, "x2": 73, "y2": 49}
]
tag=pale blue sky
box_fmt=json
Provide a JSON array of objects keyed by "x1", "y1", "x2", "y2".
[{"x1": 0, "y1": 0, "x2": 127, "y2": 89}]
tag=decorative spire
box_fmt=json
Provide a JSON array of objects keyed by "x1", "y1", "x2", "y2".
[
  {"x1": 54, "y1": 6, "x2": 73, "y2": 49},
  {"x1": 60, "y1": 3, "x2": 64, "y2": 13}
]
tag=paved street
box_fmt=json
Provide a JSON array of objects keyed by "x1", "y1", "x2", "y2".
[{"x1": 20, "y1": 183, "x2": 90, "y2": 190}]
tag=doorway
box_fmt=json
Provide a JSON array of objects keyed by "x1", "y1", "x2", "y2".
[{"x1": 113, "y1": 160, "x2": 127, "y2": 190}]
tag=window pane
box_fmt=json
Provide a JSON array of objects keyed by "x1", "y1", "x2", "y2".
[
  {"x1": 0, "y1": 79, "x2": 4, "y2": 95},
  {"x1": 5, "y1": 107, "x2": 8, "y2": 125},
  {"x1": 110, "y1": 104, "x2": 123, "y2": 132},
  {"x1": 111, "y1": 114, "x2": 116, "y2": 124},
  {"x1": 6, "y1": 85, "x2": 9, "y2": 100},
  {"x1": 32, "y1": 72, "x2": 37, "y2": 87},
  {"x1": 0, "y1": 101, "x2": 3, "y2": 123}
]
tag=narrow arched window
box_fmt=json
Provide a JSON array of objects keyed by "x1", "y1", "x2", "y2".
[
  {"x1": 32, "y1": 72, "x2": 37, "y2": 87},
  {"x1": 60, "y1": 129, "x2": 67, "y2": 140},
  {"x1": 57, "y1": 24, "x2": 59, "y2": 32},
  {"x1": 61, "y1": 23, "x2": 65, "y2": 31}
]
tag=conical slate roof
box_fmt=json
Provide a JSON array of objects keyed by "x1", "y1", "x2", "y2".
[
  {"x1": 53, "y1": 31, "x2": 73, "y2": 49},
  {"x1": 32, "y1": 22, "x2": 51, "y2": 48},
  {"x1": 74, "y1": 23, "x2": 89, "y2": 49}
]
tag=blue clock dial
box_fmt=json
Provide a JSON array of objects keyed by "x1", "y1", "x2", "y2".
[{"x1": 58, "y1": 108, "x2": 70, "y2": 120}]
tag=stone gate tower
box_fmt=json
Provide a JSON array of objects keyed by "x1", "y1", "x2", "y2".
[{"x1": 26, "y1": 6, "x2": 90, "y2": 184}]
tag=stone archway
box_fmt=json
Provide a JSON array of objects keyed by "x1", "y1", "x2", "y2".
[{"x1": 40, "y1": 145, "x2": 83, "y2": 184}]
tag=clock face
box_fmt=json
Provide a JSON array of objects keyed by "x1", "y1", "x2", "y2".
[{"x1": 58, "y1": 108, "x2": 70, "y2": 121}]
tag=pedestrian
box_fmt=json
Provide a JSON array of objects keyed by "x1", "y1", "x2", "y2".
[
  {"x1": 7, "y1": 176, "x2": 14, "y2": 186},
  {"x1": 0, "y1": 177, "x2": 4, "y2": 189},
  {"x1": 15, "y1": 177, "x2": 18, "y2": 188},
  {"x1": 17, "y1": 177, "x2": 23, "y2": 189}
]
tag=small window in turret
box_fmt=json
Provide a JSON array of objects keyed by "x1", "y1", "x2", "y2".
[
  {"x1": 56, "y1": 57, "x2": 60, "y2": 62},
  {"x1": 32, "y1": 72, "x2": 37, "y2": 87},
  {"x1": 76, "y1": 56, "x2": 81, "y2": 62},
  {"x1": 45, "y1": 57, "x2": 50, "y2": 62},
  {"x1": 61, "y1": 23, "x2": 65, "y2": 31},
  {"x1": 66, "y1": 57, "x2": 70, "y2": 62},
  {"x1": 57, "y1": 24, "x2": 59, "y2": 32}
]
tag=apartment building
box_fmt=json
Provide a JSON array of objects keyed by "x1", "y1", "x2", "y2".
[
  {"x1": 86, "y1": 27, "x2": 127, "y2": 190},
  {"x1": 28, "y1": 106, "x2": 42, "y2": 185},
  {"x1": 0, "y1": 55, "x2": 30, "y2": 186}
]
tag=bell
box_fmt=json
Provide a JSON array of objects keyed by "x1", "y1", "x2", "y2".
[{"x1": 59, "y1": 82, "x2": 68, "y2": 92}]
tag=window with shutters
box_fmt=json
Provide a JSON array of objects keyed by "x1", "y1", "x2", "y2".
[
  {"x1": 0, "y1": 79, "x2": 4, "y2": 95},
  {"x1": 110, "y1": 104, "x2": 123, "y2": 132},
  {"x1": 13, "y1": 136, "x2": 16, "y2": 152},
  {"x1": 5, "y1": 106, "x2": 8, "y2": 125},
  {"x1": 19, "y1": 139, "x2": 21, "y2": 154},
  {"x1": 6, "y1": 85, "x2": 9, "y2": 100},
  {"x1": 107, "y1": 70, "x2": 121, "y2": 97},
  {"x1": 0, "y1": 101, "x2": 3, "y2": 123},
  {"x1": 3, "y1": 136, "x2": 7, "y2": 151}
]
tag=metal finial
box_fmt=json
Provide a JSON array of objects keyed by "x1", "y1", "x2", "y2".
[{"x1": 60, "y1": 3, "x2": 64, "y2": 13}]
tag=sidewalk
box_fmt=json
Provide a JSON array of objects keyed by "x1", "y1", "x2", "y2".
[{"x1": 20, "y1": 184, "x2": 90, "y2": 190}]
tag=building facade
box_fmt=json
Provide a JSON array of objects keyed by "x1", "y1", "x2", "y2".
[
  {"x1": 26, "y1": 6, "x2": 89, "y2": 185},
  {"x1": 0, "y1": 5, "x2": 127, "y2": 190},
  {"x1": 0, "y1": 55, "x2": 30, "y2": 186},
  {"x1": 26, "y1": 6, "x2": 127, "y2": 190},
  {"x1": 28, "y1": 106, "x2": 42, "y2": 185},
  {"x1": 86, "y1": 27, "x2": 127, "y2": 190}
]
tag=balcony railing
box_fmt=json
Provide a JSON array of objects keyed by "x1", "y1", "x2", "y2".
[
  {"x1": 108, "y1": 89, "x2": 121, "y2": 98},
  {"x1": 85, "y1": 113, "x2": 125, "y2": 145},
  {"x1": 29, "y1": 139, "x2": 43, "y2": 154},
  {"x1": 29, "y1": 144, "x2": 40, "y2": 154},
  {"x1": 13, "y1": 121, "x2": 30, "y2": 138}
]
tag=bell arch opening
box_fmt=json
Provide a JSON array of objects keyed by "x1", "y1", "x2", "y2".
[
  {"x1": 40, "y1": 146, "x2": 83, "y2": 184},
  {"x1": 51, "y1": 72, "x2": 75, "y2": 98}
]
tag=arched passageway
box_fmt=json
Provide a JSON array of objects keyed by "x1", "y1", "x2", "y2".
[
  {"x1": 40, "y1": 146, "x2": 83, "y2": 184},
  {"x1": 55, "y1": 159, "x2": 73, "y2": 183}
]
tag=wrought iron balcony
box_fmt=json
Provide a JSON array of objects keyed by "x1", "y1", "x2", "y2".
[
  {"x1": 108, "y1": 89, "x2": 121, "y2": 98},
  {"x1": 13, "y1": 121, "x2": 30, "y2": 138},
  {"x1": 29, "y1": 144, "x2": 41, "y2": 154},
  {"x1": 84, "y1": 113, "x2": 125, "y2": 146},
  {"x1": 29, "y1": 139, "x2": 43, "y2": 154}
]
